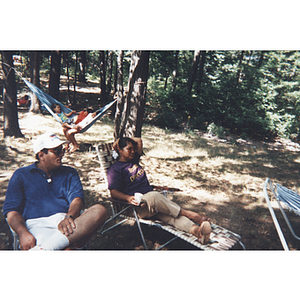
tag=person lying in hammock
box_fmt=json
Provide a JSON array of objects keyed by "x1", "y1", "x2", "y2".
[
  {"x1": 107, "y1": 137, "x2": 212, "y2": 244},
  {"x1": 52, "y1": 104, "x2": 97, "y2": 153}
]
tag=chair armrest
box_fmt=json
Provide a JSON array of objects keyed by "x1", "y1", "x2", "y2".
[{"x1": 152, "y1": 185, "x2": 181, "y2": 192}]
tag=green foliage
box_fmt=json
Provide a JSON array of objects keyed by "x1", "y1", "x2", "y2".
[
  {"x1": 10, "y1": 50, "x2": 300, "y2": 141},
  {"x1": 146, "y1": 50, "x2": 300, "y2": 140}
]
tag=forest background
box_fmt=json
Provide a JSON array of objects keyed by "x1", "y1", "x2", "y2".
[
  {"x1": 1, "y1": 2, "x2": 300, "y2": 300},
  {"x1": 2, "y1": 50, "x2": 300, "y2": 142}
]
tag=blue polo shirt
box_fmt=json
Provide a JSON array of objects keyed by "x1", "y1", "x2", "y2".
[{"x1": 3, "y1": 163, "x2": 84, "y2": 221}]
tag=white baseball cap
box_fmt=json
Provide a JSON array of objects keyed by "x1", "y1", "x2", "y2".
[{"x1": 33, "y1": 133, "x2": 69, "y2": 154}]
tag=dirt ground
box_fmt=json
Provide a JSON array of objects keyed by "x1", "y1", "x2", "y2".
[{"x1": 1, "y1": 85, "x2": 300, "y2": 251}]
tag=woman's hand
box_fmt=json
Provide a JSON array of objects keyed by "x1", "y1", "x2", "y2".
[
  {"x1": 127, "y1": 195, "x2": 146, "y2": 207},
  {"x1": 112, "y1": 138, "x2": 120, "y2": 151},
  {"x1": 127, "y1": 195, "x2": 139, "y2": 206}
]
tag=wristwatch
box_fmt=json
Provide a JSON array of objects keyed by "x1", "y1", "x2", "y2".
[{"x1": 65, "y1": 215, "x2": 74, "y2": 219}]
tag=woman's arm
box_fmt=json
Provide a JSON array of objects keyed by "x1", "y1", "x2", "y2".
[
  {"x1": 130, "y1": 137, "x2": 143, "y2": 156},
  {"x1": 110, "y1": 189, "x2": 140, "y2": 206}
]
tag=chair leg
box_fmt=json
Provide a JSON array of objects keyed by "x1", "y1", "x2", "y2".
[
  {"x1": 132, "y1": 207, "x2": 148, "y2": 250},
  {"x1": 263, "y1": 178, "x2": 289, "y2": 250}
]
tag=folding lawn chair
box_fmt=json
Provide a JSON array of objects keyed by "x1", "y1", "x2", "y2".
[
  {"x1": 95, "y1": 142, "x2": 245, "y2": 250},
  {"x1": 263, "y1": 178, "x2": 300, "y2": 250}
]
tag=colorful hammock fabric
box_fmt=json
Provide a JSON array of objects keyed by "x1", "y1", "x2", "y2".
[{"x1": 23, "y1": 79, "x2": 116, "y2": 133}]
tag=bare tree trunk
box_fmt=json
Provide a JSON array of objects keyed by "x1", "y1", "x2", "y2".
[
  {"x1": 106, "y1": 50, "x2": 113, "y2": 94},
  {"x1": 29, "y1": 51, "x2": 40, "y2": 113},
  {"x1": 73, "y1": 51, "x2": 78, "y2": 105},
  {"x1": 99, "y1": 50, "x2": 107, "y2": 100},
  {"x1": 187, "y1": 50, "x2": 201, "y2": 95},
  {"x1": 49, "y1": 50, "x2": 61, "y2": 100},
  {"x1": 196, "y1": 50, "x2": 206, "y2": 94},
  {"x1": 78, "y1": 51, "x2": 87, "y2": 83},
  {"x1": 236, "y1": 50, "x2": 244, "y2": 84},
  {"x1": 63, "y1": 51, "x2": 71, "y2": 106},
  {"x1": 114, "y1": 50, "x2": 124, "y2": 140},
  {"x1": 1, "y1": 51, "x2": 23, "y2": 137},
  {"x1": 171, "y1": 50, "x2": 179, "y2": 92},
  {"x1": 118, "y1": 50, "x2": 150, "y2": 138}
]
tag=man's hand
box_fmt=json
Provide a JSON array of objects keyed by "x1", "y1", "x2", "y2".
[
  {"x1": 58, "y1": 216, "x2": 76, "y2": 236},
  {"x1": 19, "y1": 231, "x2": 36, "y2": 250}
]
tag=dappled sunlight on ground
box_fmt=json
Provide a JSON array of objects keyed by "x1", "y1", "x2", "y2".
[{"x1": 2, "y1": 104, "x2": 300, "y2": 250}]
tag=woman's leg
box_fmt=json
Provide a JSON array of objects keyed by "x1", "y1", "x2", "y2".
[{"x1": 136, "y1": 191, "x2": 211, "y2": 243}]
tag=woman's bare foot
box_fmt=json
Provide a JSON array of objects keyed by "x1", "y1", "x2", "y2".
[
  {"x1": 191, "y1": 221, "x2": 211, "y2": 244},
  {"x1": 180, "y1": 209, "x2": 211, "y2": 225}
]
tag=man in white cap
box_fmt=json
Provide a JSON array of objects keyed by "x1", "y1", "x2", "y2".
[{"x1": 3, "y1": 132, "x2": 107, "y2": 250}]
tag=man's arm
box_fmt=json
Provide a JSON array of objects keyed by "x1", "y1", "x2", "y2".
[
  {"x1": 57, "y1": 197, "x2": 84, "y2": 236},
  {"x1": 6, "y1": 211, "x2": 36, "y2": 250}
]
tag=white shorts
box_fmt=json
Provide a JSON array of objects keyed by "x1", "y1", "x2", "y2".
[{"x1": 26, "y1": 213, "x2": 66, "y2": 247}]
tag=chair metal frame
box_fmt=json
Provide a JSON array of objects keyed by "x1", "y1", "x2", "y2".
[
  {"x1": 96, "y1": 142, "x2": 245, "y2": 250},
  {"x1": 263, "y1": 178, "x2": 300, "y2": 250}
]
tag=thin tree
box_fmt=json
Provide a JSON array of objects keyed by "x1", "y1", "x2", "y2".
[
  {"x1": 1, "y1": 51, "x2": 23, "y2": 137},
  {"x1": 29, "y1": 51, "x2": 40, "y2": 113},
  {"x1": 99, "y1": 50, "x2": 107, "y2": 100},
  {"x1": 106, "y1": 50, "x2": 113, "y2": 94},
  {"x1": 78, "y1": 51, "x2": 87, "y2": 83},
  {"x1": 187, "y1": 50, "x2": 201, "y2": 95},
  {"x1": 171, "y1": 50, "x2": 179, "y2": 92},
  {"x1": 196, "y1": 50, "x2": 206, "y2": 94},
  {"x1": 49, "y1": 50, "x2": 61, "y2": 100},
  {"x1": 116, "y1": 50, "x2": 150, "y2": 138},
  {"x1": 114, "y1": 50, "x2": 124, "y2": 139}
]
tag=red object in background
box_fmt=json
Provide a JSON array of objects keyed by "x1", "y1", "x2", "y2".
[{"x1": 17, "y1": 95, "x2": 29, "y2": 106}]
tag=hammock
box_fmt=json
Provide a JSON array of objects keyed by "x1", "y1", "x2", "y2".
[{"x1": 23, "y1": 79, "x2": 116, "y2": 133}]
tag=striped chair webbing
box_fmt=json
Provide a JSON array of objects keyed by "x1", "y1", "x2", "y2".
[
  {"x1": 96, "y1": 142, "x2": 114, "y2": 182},
  {"x1": 276, "y1": 184, "x2": 300, "y2": 216},
  {"x1": 121, "y1": 216, "x2": 241, "y2": 250}
]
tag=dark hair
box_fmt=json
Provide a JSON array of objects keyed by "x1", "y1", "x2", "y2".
[
  {"x1": 118, "y1": 137, "x2": 137, "y2": 150},
  {"x1": 117, "y1": 137, "x2": 139, "y2": 162},
  {"x1": 35, "y1": 149, "x2": 48, "y2": 161},
  {"x1": 51, "y1": 103, "x2": 60, "y2": 111}
]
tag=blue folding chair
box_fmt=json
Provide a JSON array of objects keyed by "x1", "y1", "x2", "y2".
[{"x1": 263, "y1": 178, "x2": 300, "y2": 250}]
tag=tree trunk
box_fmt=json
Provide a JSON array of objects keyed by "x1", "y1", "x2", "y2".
[
  {"x1": 106, "y1": 50, "x2": 113, "y2": 94},
  {"x1": 99, "y1": 50, "x2": 107, "y2": 100},
  {"x1": 236, "y1": 50, "x2": 244, "y2": 84},
  {"x1": 258, "y1": 51, "x2": 265, "y2": 68},
  {"x1": 63, "y1": 51, "x2": 71, "y2": 105},
  {"x1": 117, "y1": 50, "x2": 150, "y2": 138},
  {"x1": 78, "y1": 51, "x2": 87, "y2": 83},
  {"x1": 196, "y1": 50, "x2": 206, "y2": 93},
  {"x1": 114, "y1": 50, "x2": 124, "y2": 140},
  {"x1": 1, "y1": 51, "x2": 23, "y2": 138},
  {"x1": 29, "y1": 51, "x2": 40, "y2": 113},
  {"x1": 187, "y1": 50, "x2": 201, "y2": 95},
  {"x1": 171, "y1": 50, "x2": 179, "y2": 92},
  {"x1": 113, "y1": 53, "x2": 118, "y2": 96},
  {"x1": 49, "y1": 50, "x2": 61, "y2": 100},
  {"x1": 73, "y1": 51, "x2": 78, "y2": 104}
]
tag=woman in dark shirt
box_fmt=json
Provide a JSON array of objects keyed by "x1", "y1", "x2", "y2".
[{"x1": 107, "y1": 137, "x2": 212, "y2": 244}]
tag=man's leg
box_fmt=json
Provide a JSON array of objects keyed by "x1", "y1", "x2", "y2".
[
  {"x1": 66, "y1": 204, "x2": 107, "y2": 248},
  {"x1": 30, "y1": 205, "x2": 107, "y2": 250}
]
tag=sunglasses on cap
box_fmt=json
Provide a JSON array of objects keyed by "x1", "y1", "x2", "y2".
[{"x1": 47, "y1": 146, "x2": 65, "y2": 156}]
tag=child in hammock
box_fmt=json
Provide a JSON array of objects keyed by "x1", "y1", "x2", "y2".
[{"x1": 52, "y1": 104, "x2": 97, "y2": 153}]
